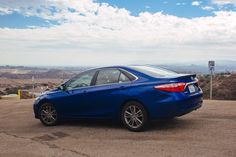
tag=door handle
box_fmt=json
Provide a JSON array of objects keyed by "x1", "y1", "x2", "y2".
[{"x1": 83, "y1": 90, "x2": 87, "y2": 93}]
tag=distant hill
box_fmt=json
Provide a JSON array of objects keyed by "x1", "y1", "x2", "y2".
[
  {"x1": 160, "y1": 60, "x2": 236, "y2": 74},
  {"x1": 0, "y1": 69, "x2": 75, "y2": 79},
  {"x1": 1, "y1": 60, "x2": 236, "y2": 75},
  {"x1": 0, "y1": 66, "x2": 89, "y2": 79}
]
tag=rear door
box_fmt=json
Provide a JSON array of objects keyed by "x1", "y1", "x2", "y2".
[{"x1": 82, "y1": 68, "x2": 132, "y2": 118}]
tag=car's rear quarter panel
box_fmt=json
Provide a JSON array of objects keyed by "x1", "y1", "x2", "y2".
[{"x1": 125, "y1": 80, "x2": 203, "y2": 119}]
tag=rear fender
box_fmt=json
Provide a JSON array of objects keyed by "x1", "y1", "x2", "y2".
[{"x1": 118, "y1": 99, "x2": 150, "y2": 120}]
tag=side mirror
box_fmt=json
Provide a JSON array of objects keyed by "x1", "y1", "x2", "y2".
[{"x1": 58, "y1": 85, "x2": 66, "y2": 91}]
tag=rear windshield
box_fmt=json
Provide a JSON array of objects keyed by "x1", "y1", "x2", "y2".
[{"x1": 129, "y1": 65, "x2": 177, "y2": 78}]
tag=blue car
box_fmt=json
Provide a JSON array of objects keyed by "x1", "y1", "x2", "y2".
[{"x1": 33, "y1": 65, "x2": 203, "y2": 131}]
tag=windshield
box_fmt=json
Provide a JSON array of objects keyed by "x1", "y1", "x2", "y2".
[{"x1": 129, "y1": 65, "x2": 177, "y2": 78}]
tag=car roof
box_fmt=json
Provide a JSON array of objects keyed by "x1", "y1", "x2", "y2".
[
  {"x1": 100, "y1": 65, "x2": 128, "y2": 69},
  {"x1": 88, "y1": 65, "x2": 150, "y2": 75},
  {"x1": 87, "y1": 66, "x2": 130, "y2": 71},
  {"x1": 98, "y1": 65, "x2": 149, "y2": 70}
]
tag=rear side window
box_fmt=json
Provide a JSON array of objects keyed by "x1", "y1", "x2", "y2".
[
  {"x1": 121, "y1": 70, "x2": 136, "y2": 81},
  {"x1": 95, "y1": 69, "x2": 132, "y2": 85},
  {"x1": 119, "y1": 72, "x2": 130, "y2": 83},
  {"x1": 130, "y1": 65, "x2": 177, "y2": 78},
  {"x1": 96, "y1": 69, "x2": 121, "y2": 85}
]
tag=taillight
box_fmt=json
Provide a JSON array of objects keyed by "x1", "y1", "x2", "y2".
[{"x1": 154, "y1": 82, "x2": 186, "y2": 92}]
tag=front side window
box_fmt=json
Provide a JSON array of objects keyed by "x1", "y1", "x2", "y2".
[{"x1": 65, "y1": 70, "x2": 96, "y2": 90}]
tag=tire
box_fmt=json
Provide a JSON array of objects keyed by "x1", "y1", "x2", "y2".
[
  {"x1": 39, "y1": 103, "x2": 59, "y2": 126},
  {"x1": 121, "y1": 101, "x2": 148, "y2": 131}
]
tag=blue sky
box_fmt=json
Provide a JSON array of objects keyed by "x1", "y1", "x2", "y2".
[
  {"x1": 97, "y1": 0, "x2": 216, "y2": 17},
  {"x1": 0, "y1": 0, "x2": 236, "y2": 66},
  {"x1": 0, "y1": 13, "x2": 58, "y2": 28}
]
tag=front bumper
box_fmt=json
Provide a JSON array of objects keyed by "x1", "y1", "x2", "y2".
[
  {"x1": 33, "y1": 101, "x2": 39, "y2": 119},
  {"x1": 33, "y1": 96, "x2": 44, "y2": 119}
]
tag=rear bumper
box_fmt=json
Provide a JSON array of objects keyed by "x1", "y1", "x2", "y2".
[
  {"x1": 175, "y1": 100, "x2": 202, "y2": 117},
  {"x1": 150, "y1": 93, "x2": 203, "y2": 119}
]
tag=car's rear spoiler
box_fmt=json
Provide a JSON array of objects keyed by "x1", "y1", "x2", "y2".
[
  {"x1": 175, "y1": 74, "x2": 196, "y2": 79},
  {"x1": 163, "y1": 74, "x2": 196, "y2": 79}
]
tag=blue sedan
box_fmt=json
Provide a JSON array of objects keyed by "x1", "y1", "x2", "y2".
[{"x1": 33, "y1": 65, "x2": 203, "y2": 131}]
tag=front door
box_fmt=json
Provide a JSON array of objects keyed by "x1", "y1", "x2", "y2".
[{"x1": 58, "y1": 70, "x2": 96, "y2": 117}]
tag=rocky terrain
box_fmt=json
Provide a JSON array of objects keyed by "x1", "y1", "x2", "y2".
[
  {"x1": 0, "y1": 66, "x2": 82, "y2": 95},
  {"x1": 198, "y1": 73, "x2": 236, "y2": 100}
]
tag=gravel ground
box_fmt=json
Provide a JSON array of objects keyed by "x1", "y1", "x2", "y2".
[{"x1": 0, "y1": 99, "x2": 235, "y2": 157}]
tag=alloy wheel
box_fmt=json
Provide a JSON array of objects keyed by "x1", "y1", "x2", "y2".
[
  {"x1": 40, "y1": 104, "x2": 58, "y2": 125},
  {"x1": 124, "y1": 105, "x2": 144, "y2": 129}
]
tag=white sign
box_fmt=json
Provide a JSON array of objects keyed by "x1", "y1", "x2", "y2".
[{"x1": 208, "y1": 61, "x2": 215, "y2": 71}]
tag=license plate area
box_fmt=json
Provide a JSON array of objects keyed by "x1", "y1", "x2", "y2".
[{"x1": 188, "y1": 84, "x2": 196, "y2": 93}]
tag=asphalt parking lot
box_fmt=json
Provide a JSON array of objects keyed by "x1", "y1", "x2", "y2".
[{"x1": 0, "y1": 99, "x2": 235, "y2": 157}]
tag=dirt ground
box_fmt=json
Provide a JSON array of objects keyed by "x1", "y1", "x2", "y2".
[{"x1": 0, "y1": 99, "x2": 235, "y2": 157}]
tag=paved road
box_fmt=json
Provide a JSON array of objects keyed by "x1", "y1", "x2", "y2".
[{"x1": 0, "y1": 99, "x2": 235, "y2": 157}]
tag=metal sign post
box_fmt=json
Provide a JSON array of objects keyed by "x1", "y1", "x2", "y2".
[
  {"x1": 208, "y1": 61, "x2": 215, "y2": 100},
  {"x1": 32, "y1": 75, "x2": 35, "y2": 94}
]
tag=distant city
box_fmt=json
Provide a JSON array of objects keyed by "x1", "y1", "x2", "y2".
[{"x1": 1, "y1": 60, "x2": 236, "y2": 74}]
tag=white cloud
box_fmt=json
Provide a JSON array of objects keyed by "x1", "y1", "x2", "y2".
[
  {"x1": 212, "y1": 0, "x2": 236, "y2": 6},
  {"x1": 0, "y1": 0, "x2": 236, "y2": 66},
  {"x1": 201, "y1": 6, "x2": 215, "y2": 10},
  {"x1": 192, "y1": 1, "x2": 201, "y2": 6},
  {"x1": 0, "y1": 7, "x2": 13, "y2": 15},
  {"x1": 163, "y1": 1, "x2": 168, "y2": 4},
  {"x1": 176, "y1": 2, "x2": 186, "y2": 6}
]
